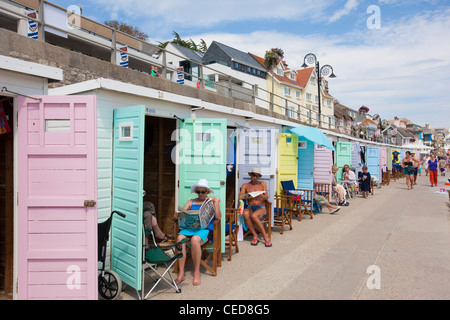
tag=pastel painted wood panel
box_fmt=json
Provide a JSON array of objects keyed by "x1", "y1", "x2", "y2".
[
  {"x1": 178, "y1": 118, "x2": 227, "y2": 251},
  {"x1": 314, "y1": 137, "x2": 333, "y2": 185},
  {"x1": 277, "y1": 133, "x2": 298, "y2": 194},
  {"x1": 297, "y1": 139, "x2": 314, "y2": 190},
  {"x1": 18, "y1": 95, "x2": 97, "y2": 300},
  {"x1": 367, "y1": 147, "x2": 380, "y2": 180},
  {"x1": 111, "y1": 105, "x2": 145, "y2": 291},
  {"x1": 238, "y1": 128, "x2": 278, "y2": 224}
]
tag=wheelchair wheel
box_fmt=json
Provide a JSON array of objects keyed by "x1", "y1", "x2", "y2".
[{"x1": 98, "y1": 270, "x2": 122, "y2": 300}]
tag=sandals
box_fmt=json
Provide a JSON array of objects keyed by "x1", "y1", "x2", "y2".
[{"x1": 251, "y1": 238, "x2": 272, "y2": 247}]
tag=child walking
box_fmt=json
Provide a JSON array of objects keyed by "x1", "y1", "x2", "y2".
[{"x1": 359, "y1": 165, "x2": 371, "y2": 198}]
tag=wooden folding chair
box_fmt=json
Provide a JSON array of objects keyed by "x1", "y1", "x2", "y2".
[
  {"x1": 225, "y1": 208, "x2": 239, "y2": 261},
  {"x1": 273, "y1": 194, "x2": 293, "y2": 234},
  {"x1": 173, "y1": 218, "x2": 221, "y2": 277},
  {"x1": 243, "y1": 200, "x2": 272, "y2": 241},
  {"x1": 298, "y1": 189, "x2": 314, "y2": 221},
  {"x1": 314, "y1": 183, "x2": 331, "y2": 202}
]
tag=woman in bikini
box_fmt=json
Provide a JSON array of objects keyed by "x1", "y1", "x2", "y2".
[
  {"x1": 401, "y1": 151, "x2": 416, "y2": 190},
  {"x1": 174, "y1": 179, "x2": 221, "y2": 286},
  {"x1": 238, "y1": 168, "x2": 272, "y2": 247}
]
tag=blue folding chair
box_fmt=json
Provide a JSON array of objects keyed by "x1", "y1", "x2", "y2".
[{"x1": 280, "y1": 180, "x2": 314, "y2": 221}]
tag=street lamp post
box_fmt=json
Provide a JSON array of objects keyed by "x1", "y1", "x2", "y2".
[{"x1": 301, "y1": 53, "x2": 336, "y2": 127}]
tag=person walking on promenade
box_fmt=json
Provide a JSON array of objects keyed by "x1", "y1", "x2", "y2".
[
  {"x1": 411, "y1": 152, "x2": 420, "y2": 184},
  {"x1": 428, "y1": 153, "x2": 439, "y2": 187},
  {"x1": 359, "y1": 165, "x2": 371, "y2": 198},
  {"x1": 401, "y1": 151, "x2": 415, "y2": 190},
  {"x1": 423, "y1": 154, "x2": 430, "y2": 176}
]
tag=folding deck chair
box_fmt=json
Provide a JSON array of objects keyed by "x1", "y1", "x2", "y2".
[
  {"x1": 139, "y1": 227, "x2": 189, "y2": 300},
  {"x1": 280, "y1": 180, "x2": 314, "y2": 221}
]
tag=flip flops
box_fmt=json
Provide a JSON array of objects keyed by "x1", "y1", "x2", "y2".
[
  {"x1": 264, "y1": 240, "x2": 272, "y2": 247},
  {"x1": 251, "y1": 239, "x2": 259, "y2": 246}
]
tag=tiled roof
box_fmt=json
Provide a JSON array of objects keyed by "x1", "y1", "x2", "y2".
[
  {"x1": 249, "y1": 52, "x2": 303, "y2": 88},
  {"x1": 171, "y1": 43, "x2": 204, "y2": 64},
  {"x1": 211, "y1": 41, "x2": 266, "y2": 71},
  {"x1": 296, "y1": 67, "x2": 314, "y2": 88}
]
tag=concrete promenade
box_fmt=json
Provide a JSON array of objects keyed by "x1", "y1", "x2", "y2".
[{"x1": 121, "y1": 174, "x2": 450, "y2": 300}]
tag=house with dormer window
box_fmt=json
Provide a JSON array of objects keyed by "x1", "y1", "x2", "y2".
[
  {"x1": 201, "y1": 41, "x2": 269, "y2": 109},
  {"x1": 296, "y1": 67, "x2": 334, "y2": 127},
  {"x1": 250, "y1": 53, "x2": 304, "y2": 120}
]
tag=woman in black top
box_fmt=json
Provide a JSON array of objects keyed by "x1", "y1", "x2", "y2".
[{"x1": 401, "y1": 151, "x2": 416, "y2": 190}]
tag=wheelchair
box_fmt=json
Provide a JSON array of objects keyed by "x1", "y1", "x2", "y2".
[{"x1": 98, "y1": 210, "x2": 126, "y2": 300}]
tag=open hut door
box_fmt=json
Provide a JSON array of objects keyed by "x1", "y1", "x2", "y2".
[
  {"x1": 177, "y1": 118, "x2": 227, "y2": 252},
  {"x1": 277, "y1": 133, "x2": 298, "y2": 194},
  {"x1": 238, "y1": 128, "x2": 278, "y2": 224},
  {"x1": 351, "y1": 142, "x2": 362, "y2": 178},
  {"x1": 111, "y1": 105, "x2": 145, "y2": 291},
  {"x1": 335, "y1": 142, "x2": 352, "y2": 182},
  {"x1": 367, "y1": 147, "x2": 380, "y2": 180},
  {"x1": 314, "y1": 137, "x2": 333, "y2": 186},
  {"x1": 386, "y1": 148, "x2": 393, "y2": 171},
  {"x1": 380, "y1": 147, "x2": 387, "y2": 177},
  {"x1": 18, "y1": 95, "x2": 98, "y2": 299},
  {"x1": 297, "y1": 139, "x2": 314, "y2": 190}
]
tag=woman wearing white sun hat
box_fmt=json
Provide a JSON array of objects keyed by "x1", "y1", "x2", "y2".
[{"x1": 174, "y1": 179, "x2": 221, "y2": 286}]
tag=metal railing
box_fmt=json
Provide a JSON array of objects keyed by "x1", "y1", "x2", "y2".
[{"x1": 0, "y1": 0, "x2": 405, "y2": 145}]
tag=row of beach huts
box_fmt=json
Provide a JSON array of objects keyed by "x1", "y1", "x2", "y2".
[{"x1": 1, "y1": 59, "x2": 419, "y2": 300}]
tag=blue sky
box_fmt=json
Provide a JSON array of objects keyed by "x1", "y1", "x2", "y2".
[{"x1": 51, "y1": 0, "x2": 450, "y2": 129}]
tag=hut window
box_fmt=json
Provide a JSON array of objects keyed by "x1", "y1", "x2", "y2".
[
  {"x1": 119, "y1": 122, "x2": 133, "y2": 141},
  {"x1": 45, "y1": 119, "x2": 70, "y2": 132},
  {"x1": 195, "y1": 133, "x2": 211, "y2": 142}
]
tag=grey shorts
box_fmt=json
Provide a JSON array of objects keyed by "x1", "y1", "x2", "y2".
[{"x1": 314, "y1": 195, "x2": 328, "y2": 205}]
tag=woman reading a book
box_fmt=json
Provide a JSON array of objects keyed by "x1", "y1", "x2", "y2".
[
  {"x1": 238, "y1": 168, "x2": 272, "y2": 247},
  {"x1": 174, "y1": 179, "x2": 221, "y2": 286}
]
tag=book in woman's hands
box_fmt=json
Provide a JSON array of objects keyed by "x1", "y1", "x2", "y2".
[
  {"x1": 242, "y1": 190, "x2": 265, "y2": 199},
  {"x1": 177, "y1": 197, "x2": 215, "y2": 229}
]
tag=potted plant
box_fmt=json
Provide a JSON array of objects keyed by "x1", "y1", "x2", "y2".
[
  {"x1": 264, "y1": 48, "x2": 284, "y2": 111},
  {"x1": 359, "y1": 105, "x2": 370, "y2": 113}
]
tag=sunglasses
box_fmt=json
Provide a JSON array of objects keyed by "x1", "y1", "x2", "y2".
[{"x1": 196, "y1": 190, "x2": 207, "y2": 194}]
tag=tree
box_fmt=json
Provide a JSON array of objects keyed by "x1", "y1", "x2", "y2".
[
  {"x1": 104, "y1": 20, "x2": 149, "y2": 41},
  {"x1": 157, "y1": 31, "x2": 208, "y2": 53}
]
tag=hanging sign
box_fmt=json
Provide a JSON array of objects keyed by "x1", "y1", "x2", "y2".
[
  {"x1": 176, "y1": 67, "x2": 184, "y2": 84},
  {"x1": 27, "y1": 10, "x2": 39, "y2": 39},
  {"x1": 119, "y1": 46, "x2": 128, "y2": 68}
]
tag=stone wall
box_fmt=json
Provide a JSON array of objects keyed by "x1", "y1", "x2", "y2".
[{"x1": 0, "y1": 28, "x2": 297, "y2": 123}]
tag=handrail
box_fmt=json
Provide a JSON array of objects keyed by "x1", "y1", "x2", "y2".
[{"x1": 1, "y1": 0, "x2": 408, "y2": 145}]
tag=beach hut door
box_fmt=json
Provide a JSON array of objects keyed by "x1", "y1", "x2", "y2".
[
  {"x1": 335, "y1": 142, "x2": 352, "y2": 182},
  {"x1": 17, "y1": 95, "x2": 98, "y2": 299},
  {"x1": 367, "y1": 147, "x2": 380, "y2": 180},
  {"x1": 111, "y1": 105, "x2": 145, "y2": 291},
  {"x1": 237, "y1": 128, "x2": 278, "y2": 223},
  {"x1": 297, "y1": 140, "x2": 314, "y2": 190},
  {"x1": 277, "y1": 133, "x2": 298, "y2": 194},
  {"x1": 177, "y1": 118, "x2": 227, "y2": 252}
]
